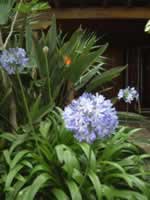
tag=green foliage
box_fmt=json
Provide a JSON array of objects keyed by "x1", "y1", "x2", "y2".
[
  {"x1": 0, "y1": 110, "x2": 149, "y2": 199},
  {"x1": 0, "y1": 2, "x2": 149, "y2": 200},
  {"x1": 0, "y1": 0, "x2": 15, "y2": 25},
  {"x1": 17, "y1": 0, "x2": 50, "y2": 14},
  {"x1": 27, "y1": 16, "x2": 125, "y2": 107},
  {"x1": 0, "y1": 14, "x2": 127, "y2": 128}
]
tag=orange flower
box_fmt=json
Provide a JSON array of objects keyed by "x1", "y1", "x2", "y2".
[{"x1": 64, "y1": 55, "x2": 71, "y2": 65}]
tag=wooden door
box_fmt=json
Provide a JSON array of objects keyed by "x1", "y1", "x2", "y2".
[{"x1": 126, "y1": 47, "x2": 150, "y2": 114}]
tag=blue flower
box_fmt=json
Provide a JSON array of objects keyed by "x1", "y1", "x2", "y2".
[
  {"x1": 0, "y1": 48, "x2": 28, "y2": 74},
  {"x1": 118, "y1": 87, "x2": 139, "y2": 103},
  {"x1": 63, "y1": 93, "x2": 118, "y2": 143}
]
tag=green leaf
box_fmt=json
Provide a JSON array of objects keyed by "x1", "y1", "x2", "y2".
[
  {"x1": 75, "y1": 63, "x2": 104, "y2": 90},
  {"x1": 9, "y1": 134, "x2": 29, "y2": 154},
  {"x1": 32, "y1": 103, "x2": 52, "y2": 123},
  {"x1": 87, "y1": 66, "x2": 126, "y2": 91},
  {"x1": 88, "y1": 170, "x2": 102, "y2": 200},
  {"x1": 102, "y1": 185, "x2": 148, "y2": 200},
  {"x1": 52, "y1": 188, "x2": 69, "y2": 200},
  {"x1": 72, "y1": 168, "x2": 84, "y2": 185},
  {"x1": 3, "y1": 150, "x2": 11, "y2": 165},
  {"x1": 6, "y1": 180, "x2": 26, "y2": 200},
  {"x1": 55, "y1": 144, "x2": 80, "y2": 176},
  {"x1": 0, "y1": 132, "x2": 16, "y2": 142},
  {"x1": 79, "y1": 143, "x2": 96, "y2": 171},
  {"x1": 30, "y1": 164, "x2": 49, "y2": 177},
  {"x1": 30, "y1": 95, "x2": 41, "y2": 121},
  {"x1": 20, "y1": 173, "x2": 50, "y2": 200},
  {"x1": 17, "y1": 0, "x2": 49, "y2": 14},
  {"x1": 39, "y1": 120, "x2": 51, "y2": 138},
  {"x1": 47, "y1": 15, "x2": 57, "y2": 54},
  {"x1": 33, "y1": 36, "x2": 46, "y2": 77},
  {"x1": 0, "y1": 0, "x2": 15, "y2": 25},
  {"x1": 5, "y1": 164, "x2": 24, "y2": 189},
  {"x1": 99, "y1": 161, "x2": 126, "y2": 174},
  {"x1": 69, "y1": 44, "x2": 108, "y2": 83},
  {"x1": 10, "y1": 150, "x2": 30, "y2": 169},
  {"x1": 66, "y1": 180, "x2": 82, "y2": 200}
]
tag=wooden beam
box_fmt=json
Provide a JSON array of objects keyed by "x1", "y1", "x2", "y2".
[{"x1": 38, "y1": 7, "x2": 150, "y2": 20}]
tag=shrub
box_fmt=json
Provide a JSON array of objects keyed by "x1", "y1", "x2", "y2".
[{"x1": 0, "y1": 108, "x2": 149, "y2": 200}]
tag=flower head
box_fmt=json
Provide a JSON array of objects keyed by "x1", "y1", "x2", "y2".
[
  {"x1": 0, "y1": 48, "x2": 28, "y2": 74},
  {"x1": 63, "y1": 93, "x2": 118, "y2": 143},
  {"x1": 118, "y1": 87, "x2": 139, "y2": 103}
]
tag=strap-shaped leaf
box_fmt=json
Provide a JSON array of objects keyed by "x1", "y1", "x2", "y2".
[
  {"x1": 55, "y1": 144, "x2": 80, "y2": 176},
  {"x1": 0, "y1": 0, "x2": 15, "y2": 25},
  {"x1": 88, "y1": 170, "x2": 102, "y2": 200},
  {"x1": 86, "y1": 66, "x2": 126, "y2": 91},
  {"x1": 47, "y1": 15, "x2": 57, "y2": 54},
  {"x1": 102, "y1": 185, "x2": 148, "y2": 200},
  {"x1": 66, "y1": 180, "x2": 82, "y2": 200},
  {"x1": 79, "y1": 143, "x2": 96, "y2": 171},
  {"x1": 21, "y1": 173, "x2": 50, "y2": 200},
  {"x1": 10, "y1": 150, "x2": 30, "y2": 169},
  {"x1": 52, "y1": 188, "x2": 69, "y2": 200},
  {"x1": 68, "y1": 44, "x2": 108, "y2": 83},
  {"x1": 5, "y1": 164, "x2": 24, "y2": 189}
]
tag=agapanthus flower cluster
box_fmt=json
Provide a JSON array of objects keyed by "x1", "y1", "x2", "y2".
[
  {"x1": 118, "y1": 87, "x2": 139, "y2": 103},
  {"x1": 63, "y1": 93, "x2": 118, "y2": 143},
  {"x1": 0, "y1": 48, "x2": 28, "y2": 74}
]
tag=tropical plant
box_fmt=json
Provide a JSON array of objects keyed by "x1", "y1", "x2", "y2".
[
  {"x1": 0, "y1": 3, "x2": 149, "y2": 200},
  {"x1": 0, "y1": 13, "x2": 126, "y2": 130},
  {"x1": 0, "y1": 109, "x2": 149, "y2": 199},
  {"x1": 26, "y1": 16, "x2": 125, "y2": 107}
]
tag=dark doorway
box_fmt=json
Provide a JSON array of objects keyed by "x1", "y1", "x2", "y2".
[{"x1": 139, "y1": 47, "x2": 150, "y2": 112}]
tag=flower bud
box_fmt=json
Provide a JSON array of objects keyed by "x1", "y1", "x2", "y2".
[
  {"x1": 43, "y1": 46, "x2": 49, "y2": 54},
  {"x1": 64, "y1": 55, "x2": 71, "y2": 66}
]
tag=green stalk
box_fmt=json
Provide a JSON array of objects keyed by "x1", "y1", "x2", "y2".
[
  {"x1": 9, "y1": 92, "x2": 18, "y2": 130},
  {"x1": 16, "y1": 70, "x2": 41, "y2": 155},
  {"x1": 79, "y1": 145, "x2": 92, "y2": 189},
  {"x1": 44, "y1": 50, "x2": 53, "y2": 105},
  {"x1": 16, "y1": 70, "x2": 33, "y2": 131}
]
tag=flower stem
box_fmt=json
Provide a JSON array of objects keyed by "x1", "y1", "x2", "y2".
[
  {"x1": 9, "y1": 92, "x2": 18, "y2": 130},
  {"x1": 79, "y1": 145, "x2": 92, "y2": 189},
  {"x1": 16, "y1": 70, "x2": 40, "y2": 154},
  {"x1": 44, "y1": 53, "x2": 53, "y2": 105},
  {"x1": 16, "y1": 71, "x2": 33, "y2": 130}
]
